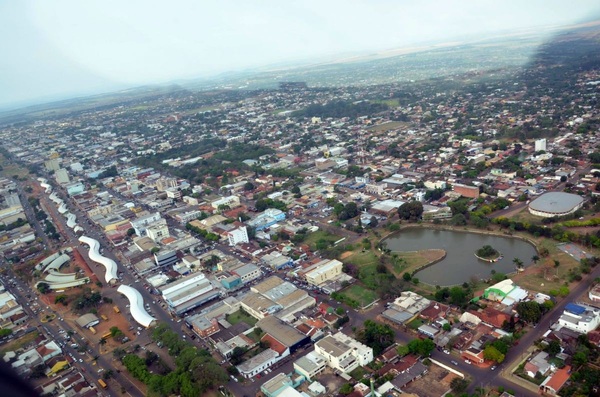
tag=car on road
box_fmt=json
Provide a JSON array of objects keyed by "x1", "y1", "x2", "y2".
[
  {"x1": 451, "y1": 360, "x2": 458, "y2": 366},
  {"x1": 443, "y1": 349, "x2": 450, "y2": 354},
  {"x1": 490, "y1": 365, "x2": 497, "y2": 371},
  {"x1": 464, "y1": 359, "x2": 472, "y2": 364}
]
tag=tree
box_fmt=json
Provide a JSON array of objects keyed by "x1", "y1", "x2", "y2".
[
  {"x1": 450, "y1": 378, "x2": 469, "y2": 393},
  {"x1": 355, "y1": 320, "x2": 395, "y2": 355},
  {"x1": 229, "y1": 346, "x2": 247, "y2": 365},
  {"x1": 483, "y1": 345, "x2": 505, "y2": 363},
  {"x1": 37, "y1": 282, "x2": 50, "y2": 294},
  {"x1": 449, "y1": 286, "x2": 469, "y2": 307},
  {"x1": 340, "y1": 383, "x2": 354, "y2": 395},
  {"x1": 545, "y1": 340, "x2": 562, "y2": 357},
  {"x1": 127, "y1": 228, "x2": 136, "y2": 237},
  {"x1": 516, "y1": 301, "x2": 542, "y2": 324},
  {"x1": 398, "y1": 201, "x2": 424, "y2": 221},
  {"x1": 0, "y1": 329, "x2": 12, "y2": 338},
  {"x1": 443, "y1": 323, "x2": 452, "y2": 332},
  {"x1": 407, "y1": 338, "x2": 435, "y2": 357},
  {"x1": 450, "y1": 213, "x2": 467, "y2": 226},
  {"x1": 512, "y1": 257, "x2": 524, "y2": 269}
]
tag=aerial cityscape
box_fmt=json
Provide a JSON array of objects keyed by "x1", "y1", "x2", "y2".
[{"x1": 1, "y1": 2, "x2": 600, "y2": 397}]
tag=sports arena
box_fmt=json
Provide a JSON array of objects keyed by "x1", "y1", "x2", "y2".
[{"x1": 528, "y1": 192, "x2": 584, "y2": 218}]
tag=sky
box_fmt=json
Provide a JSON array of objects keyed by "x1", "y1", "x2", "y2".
[{"x1": 1, "y1": 0, "x2": 599, "y2": 109}]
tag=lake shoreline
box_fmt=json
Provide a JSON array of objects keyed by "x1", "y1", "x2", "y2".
[{"x1": 381, "y1": 224, "x2": 538, "y2": 286}]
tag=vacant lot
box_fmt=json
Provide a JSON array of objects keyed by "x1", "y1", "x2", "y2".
[
  {"x1": 226, "y1": 310, "x2": 257, "y2": 327},
  {"x1": 0, "y1": 330, "x2": 40, "y2": 354},
  {"x1": 0, "y1": 153, "x2": 29, "y2": 179},
  {"x1": 403, "y1": 363, "x2": 457, "y2": 397},
  {"x1": 340, "y1": 284, "x2": 378, "y2": 308}
]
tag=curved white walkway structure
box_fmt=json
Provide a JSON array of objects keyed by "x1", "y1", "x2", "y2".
[
  {"x1": 117, "y1": 285, "x2": 156, "y2": 328},
  {"x1": 37, "y1": 178, "x2": 52, "y2": 194},
  {"x1": 78, "y1": 236, "x2": 119, "y2": 284},
  {"x1": 58, "y1": 202, "x2": 68, "y2": 214},
  {"x1": 43, "y1": 253, "x2": 70, "y2": 273},
  {"x1": 49, "y1": 192, "x2": 62, "y2": 204},
  {"x1": 74, "y1": 226, "x2": 84, "y2": 233},
  {"x1": 66, "y1": 213, "x2": 77, "y2": 229}
]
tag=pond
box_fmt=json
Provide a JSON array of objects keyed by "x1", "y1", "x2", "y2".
[{"x1": 383, "y1": 228, "x2": 537, "y2": 286}]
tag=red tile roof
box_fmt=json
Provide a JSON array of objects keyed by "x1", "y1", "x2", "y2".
[
  {"x1": 543, "y1": 365, "x2": 571, "y2": 393},
  {"x1": 261, "y1": 334, "x2": 287, "y2": 355}
]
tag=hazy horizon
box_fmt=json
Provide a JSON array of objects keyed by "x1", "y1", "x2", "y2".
[{"x1": 2, "y1": 0, "x2": 599, "y2": 109}]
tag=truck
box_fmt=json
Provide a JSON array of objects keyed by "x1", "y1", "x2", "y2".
[
  {"x1": 100, "y1": 314, "x2": 108, "y2": 321},
  {"x1": 89, "y1": 326, "x2": 97, "y2": 335},
  {"x1": 113, "y1": 306, "x2": 120, "y2": 313},
  {"x1": 98, "y1": 379, "x2": 107, "y2": 389}
]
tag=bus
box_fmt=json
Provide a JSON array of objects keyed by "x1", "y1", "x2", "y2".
[{"x1": 98, "y1": 379, "x2": 107, "y2": 389}]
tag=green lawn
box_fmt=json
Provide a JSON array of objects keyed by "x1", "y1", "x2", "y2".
[
  {"x1": 341, "y1": 284, "x2": 379, "y2": 308},
  {"x1": 225, "y1": 310, "x2": 257, "y2": 327},
  {"x1": 407, "y1": 317, "x2": 424, "y2": 330},
  {"x1": 304, "y1": 230, "x2": 342, "y2": 251},
  {"x1": 342, "y1": 250, "x2": 379, "y2": 267}
]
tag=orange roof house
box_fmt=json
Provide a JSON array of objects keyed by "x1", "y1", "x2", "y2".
[{"x1": 540, "y1": 365, "x2": 571, "y2": 396}]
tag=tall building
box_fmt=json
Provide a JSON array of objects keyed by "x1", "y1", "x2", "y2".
[
  {"x1": 227, "y1": 226, "x2": 249, "y2": 246},
  {"x1": 535, "y1": 138, "x2": 547, "y2": 152}
]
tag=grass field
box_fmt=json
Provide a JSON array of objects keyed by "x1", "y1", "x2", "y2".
[
  {"x1": 340, "y1": 284, "x2": 378, "y2": 308},
  {"x1": 371, "y1": 98, "x2": 400, "y2": 108},
  {"x1": 511, "y1": 236, "x2": 583, "y2": 294},
  {"x1": 0, "y1": 153, "x2": 29, "y2": 179},
  {"x1": 367, "y1": 121, "x2": 408, "y2": 132},
  {"x1": 304, "y1": 230, "x2": 343, "y2": 251},
  {"x1": 0, "y1": 331, "x2": 40, "y2": 354},
  {"x1": 225, "y1": 310, "x2": 257, "y2": 327},
  {"x1": 341, "y1": 250, "x2": 379, "y2": 267}
]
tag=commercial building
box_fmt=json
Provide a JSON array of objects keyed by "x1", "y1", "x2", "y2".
[
  {"x1": 557, "y1": 303, "x2": 600, "y2": 334},
  {"x1": 237, "y1": 349, "x2": 281, "y2": 379},
  {"x1": 303, "y1": 259, "x2": 343, "y2": 286},
  {"x1": 154, "y1": 249, "x2": 178, "y2": 267},
  {"x1": 75, "y1": 313, "x2": 100, "y2": 329},
  {"x1": 248, "y1": 208, "x2": 286, "y2": 231},
  {"x1": 257, "y1": 316, "x2": 311, "y2": 354},
  {"x1": 294, "y1": 352, "x2": 327, "y2": 380},
  {"x1": 146, "y1": 219, "x2": 170, "y2": 242},
  {"x1": 130, "y1": 212, "x2": 162, "y2": 236},
  {"x1": 482, "y1": 279, "x2": 528, "y2": 306},
  {"x1": 159, "y1": 272, "x2": 221, "y2": 315},
  {"x1": 186, "y1": 315, "x2": 220, "y2": 338},
  {"x1": 314, "y1": 332, "x2": 373, "y2": 373},
  {"x1": 211, "y1": 195, "x2": 240, "y2": 210},
  {"x1": 241, "y1": 276, "x2": 315, "y2": 320},
  {"x1": 55, "y1": 168, "x2": 70, "y2": 184},
  {"x1": 231, "y1": 263, "x2": 262, "y2": 283}
]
